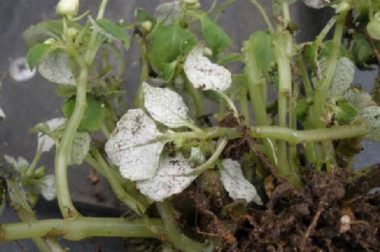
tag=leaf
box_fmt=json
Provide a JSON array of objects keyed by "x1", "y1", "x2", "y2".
[
  {"x1": 68, "y1": 132, "x2": 91, "y2": 165},
  {"x1": 136, "y1": 154, "x2": 197, "y2": 201},
  {"x1": 105, "y1": 109, "x2": 164, "y2": 181},
  {"x1": 201, "y1": 15, "x2": 231, "y2": 55},
  {"x1": 26, "y1": 43, "x2": 53, "y2": 69},
  {"x1": 0, "y1": 107, "x2": 5, "y2": 120},
  {"x1": 189, "y1": 147, "x2": 205, "y2": 165},
  {"x1": 147, "y1": 24, "x2": 196, "y2": 81},
  {"x1": 143, "y1": 82, "x2": 190, "y2": 128},
  {"x1": 360, "y1": 106, "x2": 380, "y2": 142},
  {"x1": 62, "y1": 95, "x2": 106, "y2": 132},
  {"x1": 37, "y1": 117, "x2": 66, "y2": 153},
  {"x1": 95, "y1": 18, "x2": 131, "y2": 50},
  {"x1": 344, "y1": 88, "x2": 376, "y2": 110},
  {"x1": 243, "y1": 31, "x2": 275, "y2": 82},
  {"x1": 38, "y1": 175, "x2": 56, "y2": 201},
  {"x1": 352, "y1": 33, "x2": 373, "y2": 69},
  {"x1": 220, "y1": 159, "x2": 262, "y2": 205},
  {"x1": 4, "y1": 155, "x2": 29, "y2": 173},
  {"x1": 38, "y1": 50, "x2": 75, "y2": 85},
  {"x1": 367, "y1": 13, "x2": 380, "y2": 41},
  {"x1": 334, "y1": 100, "x2": 358, "y2": 125},
  {"x1": 302, "y1": 0, "x2": 329, "y2": 9},
  {"x1": 155, "y1": 1, "x2": 183, "y2": 25},
  {"x1": 184, "y1": 46, "x2": 232, "y2": 91},
  {"x1": 327, "y1": 57, "x2": 355, "y2": 99}
]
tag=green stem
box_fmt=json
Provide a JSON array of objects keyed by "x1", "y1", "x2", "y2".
[
  {"x1": 239, "y1": 86, "x2": 250, "y2": 123},
  {"x1": 0, "y1": 217, "x2": 162, "y2": 241},
  {"x1": 249, "y1": 0, "x2": 274, "y2": 32},
  {"x1": 89, "y1": 149, "x2": 150, "y2": 214},
  {"x1": 97, "y1": 0, "x2": 108, "y2": 20},
  {"x1": 310, "y1": 11, "x2": 347, "y2": 127},
  {"x1": 134, "y1": 35, "x2": 149, "y2": 108},
  {"x1": 156, "y1": 202, "x2": 210, "y2": 252},
  {"x1": 191, "y1": 137, "x2": 228, "y2": 175},
  {"x1": 160, "y1": 123, "x2": 369, "y2": 145},
  {"x1": 26, "y1": 149, "x2": 43, "y2": 177},
  {"x1": 54, "y1": 58, "x2": 88, "y2": 219}
]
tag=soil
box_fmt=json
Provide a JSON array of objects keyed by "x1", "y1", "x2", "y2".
[{"x1": 176, "y1": 167, "x2": 380, "y2": 252}]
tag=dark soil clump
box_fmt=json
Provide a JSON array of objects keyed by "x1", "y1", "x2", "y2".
[{"x1": 180, "y1": 168, "x2": 380, "y2": 252}]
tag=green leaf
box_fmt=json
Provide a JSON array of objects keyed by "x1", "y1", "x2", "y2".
[
  {"x1": 352, "y1": 33, "x2": 373, "y2": 69},
  {"x1": 62, "y1": 95, "x2": 106, "y2": 132},
  {"x1": 201, "y1": 15, "x2": 231, "y2": 55},
  {"x1": 243, "y1": 31, "x2": 275, "y2": 82},
  {"x1": 334, "y1": 100, "x2": 358, "y2": 125},
  {"x1": 26, "y1": 43, "x2": 53, "y2": 69},
  {"x1": 320, "y1": 40, "x2": 351, "y2": 60},
  {"x1": 68, "y1": 132, "x2": 91, "y2": 165},
  {"x1": 147, "y1": 24, "x2": 196, "y2": 81},
  {"x1": 95, "y1": 18, "x2": 131, "y2": 50}
]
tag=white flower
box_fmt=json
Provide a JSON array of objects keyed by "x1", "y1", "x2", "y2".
[
  {"x1": 56, "y1": 0, "x2": 79, "y2": 16},
  {"x1": 184, "y1": 46, "x2": 231, "y2": 92}
]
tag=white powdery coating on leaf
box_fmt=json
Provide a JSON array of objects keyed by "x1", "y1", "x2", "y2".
[
  {"x1": 189, "y1": 147, "x2": 205, "y2": 165},
  {"x1": 136, "y1": 154, "x2": 197, "y2": 201},
  {"x1": 38, "y1": 117, "x2": 66, "y2": 153},
  {"x1": 328, "y1": 57, "x2": 355, "y2": 99},
  {"x1": 4, "y1": 155, "x2": 29, "y2": 172},
  {"x1": 360, "y1": 106, "x2": 380, "y2": 142},
  {"x1": 302, "y1": 0, "x2": 329, "y2": 9},
  {"x1": 220, "y1": 159, "x2": 262, "y2": 205},
  {"x1": 38, "y1": 50, "x2": 75, "y2": 85},
  {"x1": 105, "y1": 109, "x2": 164, "y2": 181},
  {"x1": 155, "y1": 1, "x2": 182, "y2": 25},
  {"x1": 184, "y1": 46, "x2": 231, "y2": 92},
  {"x1": 344, "y1": 89, "x2": 376, "y2": 110},
  {"x1": 39, "y1": 174, "x2": 56, "y2": 201},
  {"x1": 143, "y1": 82, "x2": 190, "y2": 128},
  {"x1": 68, "y1": 132, "x2": 91, "y2": 165}
]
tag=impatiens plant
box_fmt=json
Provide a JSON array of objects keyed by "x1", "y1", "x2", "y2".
[{"x1": 1, "y1": 0, "x2": 380, "y2": 251}]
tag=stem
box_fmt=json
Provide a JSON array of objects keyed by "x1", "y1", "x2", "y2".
[
  {"x1": 90, "y1": 148, "x2": 150, "y2": 214},
  {"x1": 191, "y1": 137, "x2": 228, "y2": 175},
  {"x1": 310, "y1": 10, "x2": 348, "y2": 127},
  {"x1": 55, "y1": 58, "x2": 88, "y2": 218},
  {"x1": 160, "y1": 123, "x2": 369, "y2": 145},
  {"x1": 249, "y1": 0, "x2": 274, "y2": 32},
  {"x1": 217, "y1": 91, "x2": 239, "y2": 118},
  {"x1": 97, "y1": 0, "x2": 108, "y2": 20},
  {"x1": 26, "y1": 149, "x2": 43, "y2": 177},
  {"x1": 156, "y1": 202, "x2": 209, "y2": 252},
  {"x1": 0, "y1": 218, "x2": 162, "y2": 241},
  {"x1": 134, "y1": 35, "x2": 149, "y2": 108},
  {"x1": 239, "y1": 86, "x2": 250, "y2": 123}
]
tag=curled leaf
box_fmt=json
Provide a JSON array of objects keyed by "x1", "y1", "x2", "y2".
[
  {"x1": 360, "y1": 106, "x2": 380, "y2": 142},
  {"x1": 38, "y1": 50, "x2": 75, "y2": 85},
  {"x1": 4, "y1": 155, "x2": 29, "y2": 173},
  {"x1": 38, "y1": 117, "x2": 66, "y2": 153},
  {"x1": 143, "y1": 82, "x2": 190, "y2": 128},
  {"x1": 105, "y1": 109, "x2": 164, "y2": 181},
  {"x1": 136, "y1": 154, "x2": 197, "y2": 201},
  {"x1": 327, "y1": 57, "x2": 355, "y2": 99},
  {"x1": 184, "y1": 46, "x2": 232, "y2": 91},
  {"x1": 220, "y1": 159, "x2": 262, "y2": 205}
]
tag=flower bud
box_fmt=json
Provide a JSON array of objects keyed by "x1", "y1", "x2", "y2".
[
  {"x1": 56, "y1": 0, "x2": 79, "y2": 16},
  {"x1": 142, "y1": 21, "x2": 153, "y2": 32}
]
